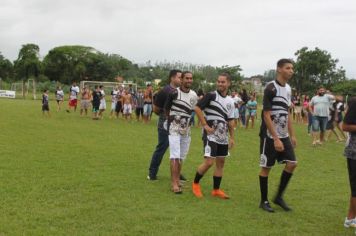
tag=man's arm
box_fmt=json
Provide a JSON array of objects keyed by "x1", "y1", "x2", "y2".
[
  {"x1": 194, "y1": 105, "x2": 214, "y2": 134},
  {"x1": 164, "y1": 92, "x2": 176, "y2": 118},
  {"x1": 228, "y1": 120, "x2": 235, "y2": 149},
  {"x1": 288, "y1": 113, "x2": 297, "y2": 148}
]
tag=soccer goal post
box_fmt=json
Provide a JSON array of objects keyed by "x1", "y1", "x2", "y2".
[{"x1": 80, "y1": 81, "x2": 137, "y2": 94}]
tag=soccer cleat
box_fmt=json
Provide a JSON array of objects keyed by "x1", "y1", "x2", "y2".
[
  {"x1": 192, "y1": 183, "x2": 203, "y2": 198},
  {"x1": 273, "y1": 197, "x2": 292, "y2": 211},
  {"x1": 180, "y1": 174, "x2": 188, "y2": 182},
  {"x1": 344, "y1": 217, "x2": 356, "y2": 228},
  {"x1": 259, "y1": 201, "x2": 275, "y2": 213},
  {"x1": 211, "y1": 189, "x2": 230, "y2": 199},
  {"x1": 147, "y1": 175, "x2": 158, "y2": 181}
]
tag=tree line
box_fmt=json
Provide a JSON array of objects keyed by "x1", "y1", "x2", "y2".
[{"x1": 0, "y1": 44, "x2": 354, "y2": 95}]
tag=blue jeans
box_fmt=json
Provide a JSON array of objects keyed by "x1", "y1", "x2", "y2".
[
  {"x1": 239, "y1": 105, "x2": 246, "y2": 126},
  {"x1": 190, "y1": 112, "x2": 195, "y2": 126},
  {"x1": 312, "y1": 116, "x2": 328, "y2": 132},
  {"x1": 307, "y1": 112, "x2": 314, "y2": 134},
  {"x1": 148, "y1": 128, "x2": 169, "y2": 178}
]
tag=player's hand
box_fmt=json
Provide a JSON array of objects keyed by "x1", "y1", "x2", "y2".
[
  {"x1": 291, "y1": 136, "x2": 297, "y2": 148},
  {"x1": 204, "y1": 124, "x2": 214, "y2": 135},
  {"x1": 229, "y1": 139, "x2": 235, "y2": 149},
  {"x1": 274, "y1": 138, "x2": 284, "y2": 152}
]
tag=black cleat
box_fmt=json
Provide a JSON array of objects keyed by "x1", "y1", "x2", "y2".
[
  {"x1": 179, "y1": 174, "x2": 188, "y2": 182},
  {"x1": 259, "y1": 201, "x2": 275, "y2": 213},
  {"x1": 273, "y1": 197, "x2": 292, "y2": 211}
]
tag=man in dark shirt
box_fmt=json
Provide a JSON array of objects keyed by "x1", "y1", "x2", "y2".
[
  {"x1": 342, "y1": 96, "x2": 356, "y2": 227},
  {"x1": 42, "y1": 89, "x2": 50, "y2": 117},
  {"x1": 259, "y1": 59, "x2": 297, "y2": 213},
  {"x1": 147, "y1": 70, "x2": 182, "y2": 180},
  {"x1": 92, "y1": 85, "x2": 102, "y2": 120}
]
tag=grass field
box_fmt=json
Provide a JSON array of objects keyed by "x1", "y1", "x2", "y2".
[{"x1": 0, "y1": 98, "x2": 353, "y2": 235}]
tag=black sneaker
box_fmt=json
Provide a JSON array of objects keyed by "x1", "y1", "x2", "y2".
[
  {"x1": 273, "y1": 197, "x2": 292, "y2": 211},
  {"x1": 259, "y1": 201, "x2": 275, "y2": 213},
  {"x1": 147, "y1": 175, "x2": 158, "y2": 181},
  {"x1": 179, "y1": 174, "x2": 188, "y2": 182}
]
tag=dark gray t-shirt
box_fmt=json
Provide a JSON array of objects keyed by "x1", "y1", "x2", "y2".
[{"x1": 344, "y1": 97, "x2": 356, "y2": 159}]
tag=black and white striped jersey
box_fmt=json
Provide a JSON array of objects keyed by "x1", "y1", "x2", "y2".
[
  {"x1": 165, "y1": 88, "x2": 198, "y2": 136},
  {"x1": 260, "y1": 80, "x2": 292, "y2": 139},
  {"x1": 197, "y1": 91, "x2": 235, "y2": 144}
]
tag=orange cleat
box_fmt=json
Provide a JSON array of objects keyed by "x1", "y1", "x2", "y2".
[
  {"x1": 192, "y1": 183, "x2": 203, "y2": 198},
  {"x1": 211, "y1": 189, "x2": 230, "y2": 199}
]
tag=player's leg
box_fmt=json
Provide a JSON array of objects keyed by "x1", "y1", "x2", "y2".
[
  {"x1": 211, "y1": 153, "x2": 229, "y2": 199},
  {"x1": 273, "y1": 139, "x2": 297, "y2": 211},
  {"x1": 259, "y1": 137, "x2": 275, "y2": 212},
  {"x1": 148, "y1": 128, "x2": 169, "y2": 180}
]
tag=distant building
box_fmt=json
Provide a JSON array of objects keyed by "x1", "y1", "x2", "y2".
[{"x1": 241, "y1": 77, "x2": 263, "y2": 93}]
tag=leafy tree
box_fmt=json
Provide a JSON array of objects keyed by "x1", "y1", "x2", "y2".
[
  {"x1": 0, "y1": 52, "x2": 14, "y2": 81},
  {"x1": 293, "y1": 47, "x2": 346, "y2": 93},
  {"x1": 332, "y1": 79, "x2": 356, "y2": 96},
  {"x1": 13, "y1": 44, "x2": 41, "y2": 80},
  {"x1": 263, "y1": 69, "x2": 276, "y2": 84}
]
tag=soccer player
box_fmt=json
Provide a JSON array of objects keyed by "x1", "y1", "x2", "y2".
[
  {"x1": 147, "y1": 70, "x2": 182, "y2": 180},
  {"x1": 135, "y1": 89, "x2": 145, "y2": 122},
  {"x1": 342, "y1": 96, "x2": 356, "y2": 227},
  {"x1": 165, "y1": 71, "x2": 197, "y2": 194},
  {"x1": 122, "y1": 89, "x2": 133, "y2": 121},
  {"x1": 92, "y1": 85, "x2": 101, "y2": 120},
  {"x1": 110, "y1": 86, "x2": 119, "y2": 119},
  {"x1": 192, "y1": 73, "x2": 235, "y2": 199},
  {"x1": 98, "y1": 85, "x2": 106, "y2": 119},
  {"x1": 143, "y1": 84, "x2": 153, "y2": 123},
  {"x1": 55, "y1": 86, "x2": 64, "y2": 111},
  {"x1": 42, "y1": 89, "x2": 50, "y2": 117},
  {"x1": 258, "y1": 59, "x2": 297, "y2": 213},
  {"x1": 115, "y1": 86, "x2": 124, "y2": 119},
  {"x1": 66, "y1": 81, "x2": 80, "y2": 112},
  {"x1": 231, "y1": 91, "x2": 242, "y2": 129},
  {"x1": 80, "y1": 86, "x2": 91, "y2": 116}
]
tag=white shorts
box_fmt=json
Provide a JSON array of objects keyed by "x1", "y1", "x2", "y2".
[
  {"x1": 99, "y1": 100, "x2": 106, "y2": 110},
  {"x1": 123, "y1": 104, "x2": 132, "y2": 114},
  {"x1": 111, "y1": 102, "x2": 116, "y2": 110},
  {"x1": 169, "y1": 135, "x2": 191, "y2": 160}
]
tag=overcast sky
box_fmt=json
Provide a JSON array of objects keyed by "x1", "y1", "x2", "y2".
[{"x1": 1, "y1": 0, "x2": 355, "y2": 78}]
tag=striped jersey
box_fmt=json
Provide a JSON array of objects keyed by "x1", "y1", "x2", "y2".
[
  {"x1": 165, "y1": 87, "x2": 198, "y2": 136},
  {"x1": 197, "y1": 91, "x2": 234, "y2": 144},
  {"x1": 260, "y1": 80, "x2": 292, "y2": 139}
]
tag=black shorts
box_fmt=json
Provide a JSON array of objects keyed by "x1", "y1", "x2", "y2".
[
  {"x1": 259, "y1": 137, "x2": 297, "y2": 168},
  {"x1": 42, "y1": 104, "x2": 49, "y2": 111},
  {"x1": 347, "y1": 158, "x2": 356, "y2": 197},
  {"x1": 116, "y1": 102, "x2": 122, "y2": 113},
  {"x1": 203, "y1": 138, "x2": 228, "y2": 158},
  {"x1": 136, "y1": 107, "x2": 143, "y2": 116}
]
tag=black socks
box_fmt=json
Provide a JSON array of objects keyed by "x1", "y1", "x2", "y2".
[
  {"x1": 213, "y1": 176, "x2": 222, "y2": 190},
  {"x1": 259, "y1": 175, "x2": 268, "y2": 202},
  {"x1": 276, "y1": 170, "x2": 293, "y2": 199},
  {"x1": 194, "y1": 172, "x2": 203, "y2": 184}
]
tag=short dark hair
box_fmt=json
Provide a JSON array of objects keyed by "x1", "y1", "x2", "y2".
[
  {"x1": 99, "y1": 85, "x2": 104, "y2": 89},
  {"x1": 219, "y1": 72, "x2": 231, "y2": 81},
  {"x1": 95, "y1": 85, "x2": 99, "y2": 89},
  {"x1": 182, "y1": 71, "x2": 192, "y2": 78},
  {"x1": 169, "y1": 69, "x2": 182, "y2": 80},
  {"x1": 277, "y1": 58, "x2": 293, "y2": 68}
]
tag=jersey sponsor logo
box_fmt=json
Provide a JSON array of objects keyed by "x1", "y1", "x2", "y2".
[
  {"x1": 226, "y1": 103, "x2": 232, "y2": 111},
  {"x1": 190, "y1": 97, "x2": 195, "y2": 106}
]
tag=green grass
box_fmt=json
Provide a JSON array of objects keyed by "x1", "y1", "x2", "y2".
[{"x1": 0, "y1": 98, "x2": 352, "y2": 235}]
